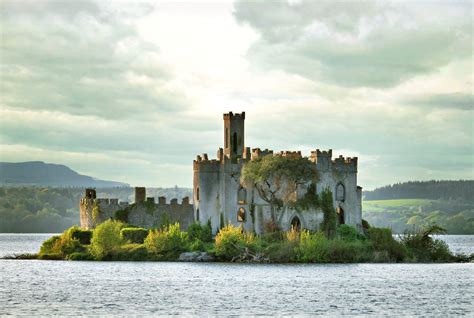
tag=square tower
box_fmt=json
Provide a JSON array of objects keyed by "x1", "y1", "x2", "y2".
[{"x1": 223, "y1": 112, "x2": 245, "y2": 160}]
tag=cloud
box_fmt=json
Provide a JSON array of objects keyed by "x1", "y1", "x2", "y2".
[
  {"x1": 0, "y1": 0, "x2": 189, "y2": 120},
  {"x1": 233, "y1": 0, "x2": 472, "y2": 88},
  {"x1": 405, "y1": 93, "x2": 473, "y2": 111}
]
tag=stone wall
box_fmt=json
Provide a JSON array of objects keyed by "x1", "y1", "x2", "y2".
[{"x1": 79, "y1": 188, "x2": 194, "y2": 230}]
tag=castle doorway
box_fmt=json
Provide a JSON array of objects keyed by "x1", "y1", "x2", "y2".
[
  {"x1": 337, "y1": 207, "x2": 345, "y2": 225},
  {"x1": 290, "y1": 216, "x2": 301, "y2": 231}
]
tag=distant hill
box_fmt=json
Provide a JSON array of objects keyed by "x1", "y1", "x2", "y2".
[
  {"x1": 0, "y1": 161, "x2": 129, "y2": 188},
  {"x1": 363, "y1": 180, "x2": 473, "y2": 202}
]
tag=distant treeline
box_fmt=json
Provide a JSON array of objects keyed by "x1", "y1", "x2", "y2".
[
  {"x1": 364, "y1": 180, "x2": 473, "y2": 202},
  {"x1": 0, "y1": 187, "x2": 192, "y2": 233}
]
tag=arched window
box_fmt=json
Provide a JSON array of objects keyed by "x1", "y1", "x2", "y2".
[
  {"x1": 237, "y1": 207, "x2": 246, "y2": 222},
  {"x1": 336, "y1": 183, "x2": 345, "y2": 202},
  {"x1": 196, "y1": 187, "x2": 200, "y2": 201},
  {"x1": 291, "y1": 216, "x2": 301, "y2": 231},
  {"x1": 196, "y1": 208, "x2": 200, "y2": 222},
  {"x1": 237, "y1": 187, "x2": 247, "y2": 204},
  {"x1": 233, "y1": 132, "x2": 238, "y2": 154}
]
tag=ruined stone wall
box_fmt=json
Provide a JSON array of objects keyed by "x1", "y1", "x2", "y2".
[{"x1": 79, "y1": 188, "x2": 194, "y2": 230}]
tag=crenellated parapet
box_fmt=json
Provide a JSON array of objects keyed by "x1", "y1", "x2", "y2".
[
  {"x1": 193, "y1": 154, "x2": 221, "y2": 172},
  {"x1": 251, "y1": 148, "x2": 274, "y2": 160},
  {"x1": 310, "y1": 149, "x2": 333, "y2": 171},
  {"x1": 223, "y1": 111, "x2": 245, "y2": 120},
  {"x1": 332, "y1": 155, "x2": 358, "y2": 173},
  {"x1": 277, "y1": 150, "x2": 302, "y2": 159}
]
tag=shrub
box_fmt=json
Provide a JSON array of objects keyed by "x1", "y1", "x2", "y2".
[
  {"x1": 214, "y1": 223, "x2": 255, "y2": 261},
  {"x1": 400, "y1": 224, "x2": 453, "y2": 262},
  {"x1": 328, "y1": 240, "x2": 372, "y2": 262},
  {"x1": 121, "y1": 227, "x2": 149, "y2": 244},
  {"x1": 67, "y1": 252, "x2": 94, "y2": 261},
  {"x1": 144, "y1": 223, "x2": 188, "y2": 259},
  {"x1": 337, "y1": 225, "x2": 365, "y2": 241},
  {"x1": 39, "y1": 235, "x2": 61, "y2": 255},
  {"x1": 368, "y1": 227, "x2": 407, "y2": 262},
  {"x1": 285, "y1": 226, "x2": 300, "y2": 243},
  {"x1": 69, "y1": 226, "x2": 92, "y2": 245},
  {"x1": 187, "y1": 220, "x2": 213, "y2": 243},
  {"x1": 39, "y1": 229, "x2": 85, "y2": 259},
  {"x1": 113, "y1": 244, "x2": 149, "y2": 261},
  {"x1": 90, "y1": 220, "x2": 126, "y2": 260},
  {"x1": 265, "y1": 241, "x2": 297, "y2": 262},
  {"x1": 295, "y1": 230, "x2": 329, "y2": 263},
  {"x1": 189, "y1": 239, "x2": 205, "y2": 252}
]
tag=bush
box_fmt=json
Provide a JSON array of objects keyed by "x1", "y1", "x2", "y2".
[
  {"x1": 67, "y1": 252, "x2": 94, "y2": 261},
  {"x1": 121, "y1": 227, "x2": 149, "y2": 244},
  {"x1": 113, "y1": 244, "x2": 150, "y2": 261},
  {"x1": 337, "y1": 225, "x2": 365, "y2": 241},
  {"x1": 39, "y1": 229, "x2": 85, "y2": 259},
  {"x1": 69, "y1": 226, "x2": 92, "y2": 245},
  {"x1": 326, "y1": 239, "x2": 372, "y2": 263},
  {"x1": 189, "y1": 239, "x2": 205, "y2": 252},
  {"x1": 295, "y1": 230, "x2": 329, "y2": 263},
  {"x1": 295, "y1": 230, "x2": 372, "y2": 263},
  {"x1": 187, "y1": 220, "x2": 213, "y2": 243},
  {"x1": 214, "y1": 224, "x2": 255, "y2": 261},
  {"x1": 400, "y1": 225, "x2": 453, "y2": 262},
  {"x1": 90, "y1": 220, "x2": 126, "y2": 260},
  {"x1": 144, "y1": 223, "x2": 188, "y2": 259},
  {"x1": 265, "y1": 241, "x2": 297, "y2": 262},
  {"x1": 368, "y1": 227, "x2": 407, "y2": 262}
]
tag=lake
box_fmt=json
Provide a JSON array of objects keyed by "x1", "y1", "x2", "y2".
[{"x1": 0, "y1": 234, "x2": 473, "y2": 316}]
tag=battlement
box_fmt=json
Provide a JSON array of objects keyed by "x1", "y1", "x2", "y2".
[
  {"x1": 93, "y1": 195, "x2": 192, "y2": 208},
  {"x1": 193, "y1": 154, "x2": 221, "y2": 171},
  {"x1": 332, "y1": 155, "x2": 358, "y2": 172},
  {"x1": 277, "y1": 151, "x2": 302, "y2": 159},
  {"x1": 251, "y1": 148, "x2": 274, "y2": 160},
  {"x1": 223, "y1": 111, "x2": 245, "y2": 120}
]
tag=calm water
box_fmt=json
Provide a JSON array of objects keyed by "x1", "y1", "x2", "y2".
[{"x1": 0, "y1": 234, "x2": 473, "y2": 316}]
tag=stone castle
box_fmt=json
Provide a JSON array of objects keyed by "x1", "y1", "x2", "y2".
[{"x1": 80, "y1": 112, "x2": 362, "y2": 233}]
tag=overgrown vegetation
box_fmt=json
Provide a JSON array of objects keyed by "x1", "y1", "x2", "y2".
[
  {"x1": 320, "y1": 188, "x2": 337, "y2": 239},
  {"x1": 23, "y1": 220, "x2": 472, "y2": 263},
  {"x1": 241, "y1": 155, "x2": 318, "y2": 220}
]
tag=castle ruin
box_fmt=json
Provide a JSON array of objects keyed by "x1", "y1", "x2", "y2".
[
  {"x1": 80, "y1": 112, "x2": 362, "y2": 233},
  {"x1": 193, "y1": 112, "x2": 362, "y2": 234}
]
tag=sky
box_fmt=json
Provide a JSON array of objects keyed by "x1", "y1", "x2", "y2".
[{"x1": 0, "y1": 0, "x2": 472, "y2": 189}]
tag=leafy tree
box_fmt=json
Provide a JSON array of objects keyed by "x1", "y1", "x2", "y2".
[
  {"x1": 90, "y1": 220, "x2": 125, "y2": 260},
  {"x1": 241, "y1": 156, "x2": 318, "y2": 220}
]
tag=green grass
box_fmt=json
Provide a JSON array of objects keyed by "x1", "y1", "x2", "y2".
[{"x1": 363, "y1": 199, "x2": 433, "y2": 211}]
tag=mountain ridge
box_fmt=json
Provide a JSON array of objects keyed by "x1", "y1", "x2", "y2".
[{"x1": 0, "y1": 161, "x2": 129, "y2": 188}]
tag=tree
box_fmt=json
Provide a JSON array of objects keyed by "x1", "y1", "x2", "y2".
[{"x1": 241, "y1": 155, "x2": 318, "y2": 221}]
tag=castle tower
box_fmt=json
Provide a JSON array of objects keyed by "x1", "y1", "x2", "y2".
[
  {"x1": 223, "y1": 112, "x2": 245, "y2": 161},
  {"x1": 80, "y1": 188, "x2": 96, "y2": 229}
]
